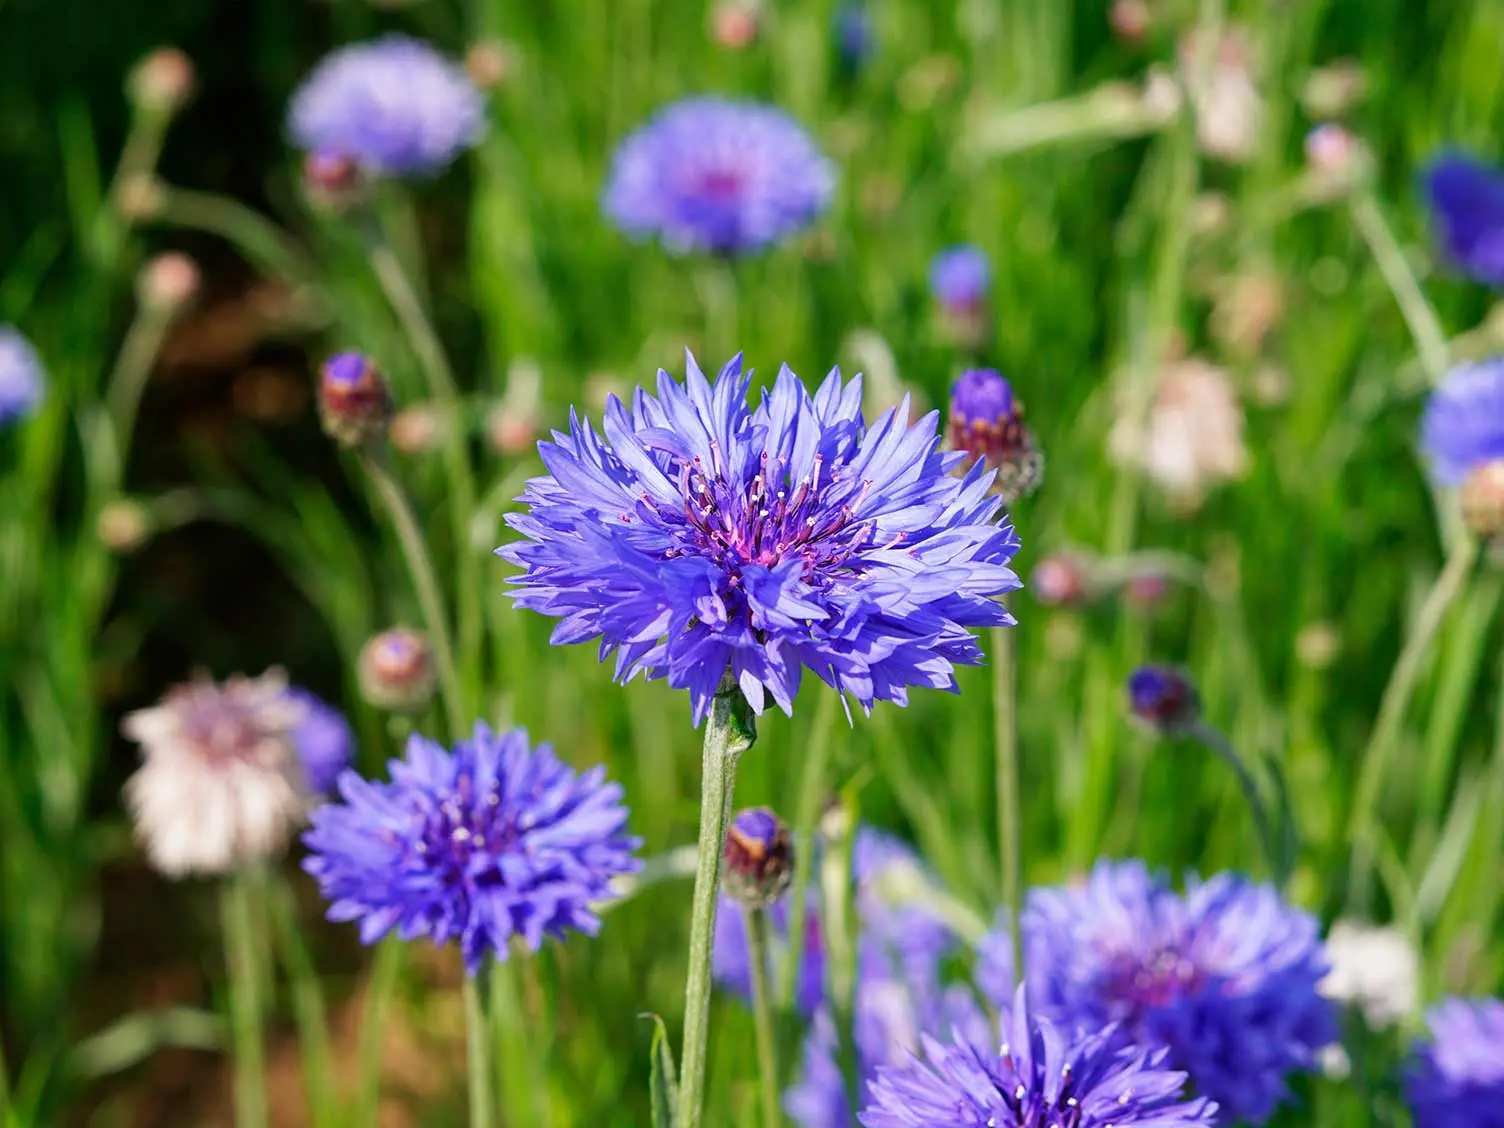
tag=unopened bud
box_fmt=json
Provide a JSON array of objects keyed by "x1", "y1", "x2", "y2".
[
  {"x1": 723, "y1": 807, "x2": 793, "y2": 908},
  {"x1": 1109, "y1": 0, "x2": 1152, "y2": 43},
  {"x1": 97, "y1": 499, "x2": 152, "y2": 554},
  {"x1": 711, "y1": 2, "x2": 759, "y2": 50},
  {"x1": 488, "y1": 359, "x2": 544, "y2": 456},
  {"x1": 116, "y1": 174, "x2": 165, "y2": 223},
  {"x1": 1126, "y1": 665, "x2": 1200, "y2": 735},
  {"x1": 303, "y1": 150, "x2": 364, "y2": 213},
  {"x1": 1296, "y1": 622, "x2": 1341, "y2": 670},
  {"x1": 947, "y1": 368, "x2": 1045, "y2": 504},
  {"x1": 464, "y1": 40, "x2": 512, "y2": 89},
  {"x1": 318, "y1": 352, "x2": 392, "y2": 447},
  {"x1": 128, "y1": 48, "x2": 195, "y2": 116},
  {"x1": 358, "y1": 628, "x2": 437, "y2": 712},
  {"x1": 1123, "y1": 571, "x2": 1171, "y2": 608},
  {"x1": 1460, "y1": 459, "x2": 1504, "y2": 540},
  {"x1": 390, "y1": 404, "x2": 449, "y2": 455},
  {"x1": 137, "y1": 253, "x2": 201, "y2": 317},
  {"x1": 1033, "y1": 554, "x2": 1094, "y2": 607},
  {"x1": 1300, "y1": 59, "x2": 1366, "y2": 120}
]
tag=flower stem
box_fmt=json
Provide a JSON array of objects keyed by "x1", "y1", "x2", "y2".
[
  {"x1": 1349, "y1": 189, "x2": 1451, "y2": 385},
  {"x1": 355, "y1": 940, "x2": 403, "y2": 1127},
  {"x1": 1186, "y1": 721, "x2": 1285, "y2": 888},
  {"x1": 464, "y1": 973, "x2": 494, "y2": 1128},
  {"x1": 492, "y1": 953, "x2": 546, "y2": 1127},
  {"x1": 782, "y1": 689, "x2": 836, "y2": 1008},
  {"x1": 676, "y1": 685, "x2": 754, "y2": 1128},
  {"x1": 745, "y1": 906, "x2": 783, "y2": 1128},
  {"x1": 991, "y1": 625, "x2": 1024, "y2": 975},
  {"x1": 359, "y1": 450, "x2": 465, "y2": 738},
  {"x1": 1348, "y1": 536, "x2": 1479, "y2": 910},
  {"x1": 221, "y1": 873, "x2": 267, "y2": 1128}
]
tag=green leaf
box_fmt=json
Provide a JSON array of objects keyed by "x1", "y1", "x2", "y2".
[{"x1": 643, "y1": 1012, "x2": 678, "y2": 1128}]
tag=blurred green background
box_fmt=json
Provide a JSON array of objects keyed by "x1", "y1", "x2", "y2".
[{"x1": 2, "y1": 0, "x2": 1503, "y2": 1124}]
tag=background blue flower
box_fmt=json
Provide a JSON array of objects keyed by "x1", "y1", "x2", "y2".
[
  {"x1": 0, "y1": 327, "x2": 44, "y2": 425},
  {"x1": 1406, "y1": 997, "x2": 1504, "y2": 1128},
  {"x1": 284, "y1": 687, "x2": 354, "y2": 796},
  {"x1": 1422, "y1": 152, "x2": 1504, "y2": 286},
  {"x1": 1419, "y1": 358, "x2": 1504, "y2": 485},
  {"x1": 928, "y1": 245, "x2": 990, "y2": 311}
]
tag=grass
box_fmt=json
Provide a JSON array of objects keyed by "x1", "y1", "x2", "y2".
[{"x1": 2, "y1": 0, "x2": 1503, "y2": 1124}]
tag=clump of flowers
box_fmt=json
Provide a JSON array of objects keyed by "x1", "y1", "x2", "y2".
[
  {"x1": 1422, "y1": 153, "x2": 1504, "y2": 287},
  {"x1": 0, "y1": 326, "x2": 45, "y2": 426},
  {"x1": 603, "y1": 99, "x2": 835, "y2": 255},
  {"x1": 500, "y1": 353, "x2": 1021, "y2": 725},
  {"x1": 947, "y1": 368, "x2": 1044, "y2": 503},
  {"x1": 122, "y1": 671, "x2": 334, "y2": 877},
  {"x1": 1020, "y1": 858, "x2": 1335, "y2": 1124},
  {"x1": 860, "y1": 985, "x2": 1219, "y2": 1127},
  {"x1": 288, "y1": 35, "x2": 484, "y2": 177},
  {"x1": 303, "y1": 724, "x2": 640, "y2": 973},
  {"x1": 1405, "y1": 998, "x2": 1504, "y2": 1128}
]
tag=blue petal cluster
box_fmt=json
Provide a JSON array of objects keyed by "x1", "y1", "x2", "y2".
[
  {"x1": 928, "y1": 246, "x2": 990, "y2": 311},
  {"x1": 0, "y1": 326, "x2": 45, "y2": 425},
  {"x1": 1021, "y1": 859, "x2": 1335, "y2": 1124},
  {"x1": 860, "y1": 985, "x2": 1218, "y2": 1128},
  {"x1": 288, "y1": 35, "x2": 484, "y2": 176},
  {"x1": 501, "y1": 354, "x2": 1021, "y2": 725},
  {"x1": 1406, "y1": 998, "x2": 1504, "y2": 1128},
  {"x1": 303, "y1": 723, "x2": 641, "y2": 974},
  {"x1": 1420, "y1": 359, "x2": 1504, "y2": 485},
  {"x1": 1421, "y1": 153, "x2": 1504, "y2": 286},
  {"x1": 602, "y1": 98, "x2": 835, "y2": 254},
  {"x1": 284, "y1": 687, "x2": 354, "y2": 795}
]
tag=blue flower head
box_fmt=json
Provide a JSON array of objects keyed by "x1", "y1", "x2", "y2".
[
  {"x1": 834, "y1": 4, "x2": 874, "y2": 71},
  {"x1": 1422, "y1": 153, "x2": 1504, "y2": 286},
  {"x1": 500, "y1": 354, "x2": 1022, "y2": 725},
  {"x1": 1126, "y1": 666, "x2": 1201, "y2": 735},
  {"x1": 285, "y1": 687, "x2": 354, "y2": 795},
  {"x1": 1023, "y1": 859, "x2": 1335, "y2": 1124},
  {"x1": 603, "y1": 98, "x2": 835, "y2": 255},
  {"x1": 929, "y1": 246, "x2": 991, "y2": 312},
  {"x1": 288, "y1": 35, "x2": 484, "y2": 177},
  {"x1": 860, "y1": 984, "x2": 1219, "y2": 1128},
  {"x1": 303, "y1": 724, "x2": 641, "y2": 974},
  {"x1": 1406, "y1": 998, "x2": 1504, "y2": 1128},
  {"x1": 0, "y1": 326, "x2": 45, "y2": 425},
  {"x1": 1420, "y1": 359, "x2": 1504, "y2": 485}
]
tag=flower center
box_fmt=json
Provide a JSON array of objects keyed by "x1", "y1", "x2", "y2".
[
  {"x1": 180, "y1": 696, "x2": 279, "y2": 766},
  {"x1": 695, "y1": 168, "x2": 746, "y2": 198},
  {"x1": 410, "y1": 774, "x2": 517, "y2": 880},
  {"x1": 1103, "y1": 946, "x2": 1203, "y2": 1013}
]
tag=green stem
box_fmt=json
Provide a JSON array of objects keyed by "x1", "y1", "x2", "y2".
[
  {"x1": 266, "y1": 877, "x2": 335, "y2": 1127},
  {"x1": 355, "y1": 940, "x2": 403, "y2": 1126},
  {"x1": 464, "y1": 973, "x2": 494, "y2": 1128},
  {"x1": 781, "y1": 689, "x2": 836, "y2": 1008},
  {"x1": 221, "y1": 873, "x2": 267, "y2": 1128},
  {"x1": 359, "y1": 451, "x2": 465, "y2": 738},
  {"x1": 1187, "y1": 721, "x2": 1284, "y2": 887},
  {"x1": 745, "y1": 907, "x2": 782, "y2": 1128},
  {"x1": 368, "y1": 234, "x2": 483, "y2": 706},
  {"x1": 492, "y1": 955, "x2": 545, "y2": 1127},
  {"x1": 154, "y1": 186, "x2": 322, "y2": 287},
  {"x1": 991, "y1": 625, "x2": 1024, "y2": 975},
  {"x1": 1349, "y1": 189, "x2": 1451, "y2": 384},
  {"x1": 676, "y1": 685, "x2": 753, "y2": 1128},
  {"x1": 1347, "y1": 537, "x2": 1479, "y2": 910},
  {"x1": 103, "y1": 306, "x2": 173, "y2": 474}
]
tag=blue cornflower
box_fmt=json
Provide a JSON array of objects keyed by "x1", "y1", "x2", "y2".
[
  {"x1": 1126, "y1": 665, "x2": 1201, "y2": 735},
  {"x1": 834, "y1": 4, "x2": 874, "y2": 71},
  {"x1": 0, "y1": 326, "x2": 44, "y2": 425},
  {"x1": 285, "y1": 688, "x2": 354, "y2": 796},
  {"x1": 288, "y1": 35, "x2": 484, "y2": 177},
  {"x1": 1421, "y1": 153, "x2": 1504, "y2": 286},
  {"x1": 602, "y1": 98, "x2": 835, "y2": 255},
  {"x1": 500, "y1": 354, "x2": 1021, "y2": 725},
  {"x1": 303, "y1": 724, "x2": 641, "y2": 974},
  {"x1": 929, "y1": 246, "x2": 990, "y2": 313},
  {"x1": 1420, "y1": 359, "x2": 1504, "y2": 485},
  {"x1": 1023, "y1": 859, "x2": 1335, "y2": 1124},
  {"x1": 1406, "y1": 998, "x2": 1504, "y2": 1128},
  {"x1": 860, "y1": 985, "x2": 1218, "y2": 1128}
]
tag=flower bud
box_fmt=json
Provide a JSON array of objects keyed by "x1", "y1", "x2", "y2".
[
  {"x1": 947, "y1": 368, "x2": 1045, "y2": 503},
  {"x1": 1032, "y1": 554, "x2": 1094, "y2": 607},
  {"x1": 1300, "y1": 59, "x2": 1366, "y2": 120},
  {"x1": 1123, "y1": 571, "x2": 1171, "y2": 608},
  {"x1": 1305, "y1": 123, "x2": 1359, "y2": 176},
  {"x1": 302, "y1": 150, "x2": 364, "y2": 213},
  {"x1": 464, "y1": 40, "x2": 512, "y2": 89},
  {"x1": 391, "y1": 404, "x2": 449, "y2": 455},
  {"x1": 358, "y1": 628, "x2": 437, "y2": 712},
  {"x1": 929, "y1": 246, "x2": 990, "y2": 349},
  {"x1": 723, "y1": 807, "x2": 793, "y2": 908},
  {"x1": 1126, "y1": 665, "x2": 1200, "y2": 735},
  {"x1": 137, "y1": 252, "x2": 201, "y2": 318},
  {"x1": 128, "y1": 48, "x2": 195, "y2": 116},
  {"x1": 711, "y1": 2, "x2": 760, "y2": 49},
  {"x1": 318, "y1": 352, "x2": 393, "y2": 447},
  {"x1": 97, "y1": 499, "x2": 152, "y2": 554},
  {"x1": 1460, "y1": 459, "x2": 1504, "y2": 540},
  {"x1": 116, "y1": 174, "x2": 165, "y2": 223},
  {"x1": 1109, "y1": 0, "x2": 1152, "y2": 43}
]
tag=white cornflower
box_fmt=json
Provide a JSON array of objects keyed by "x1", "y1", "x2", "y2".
[
  {"x1": 1320, "y1": 920, "x2": 1420, "y2": 1030},
  {"x1": 1110, "y1": 357, "x2": 1249, "y2": 506}
]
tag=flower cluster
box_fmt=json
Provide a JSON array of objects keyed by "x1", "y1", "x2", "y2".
[
  {"x1": 603, "y1": 98, "x2": 835, "y2": 255},
  {"x1": 501, "y1": 354, "x2": 1021, "y2": 725},
  {"x1": 303, "y1": 723, "x2": 640, "y2": 974}
]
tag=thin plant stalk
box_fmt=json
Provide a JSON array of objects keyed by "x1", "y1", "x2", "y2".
[
  {"x1": 359, "y1": 450, "x2": 465, "y2": 737},
  {"x1": 676, "y1": 685, "x2": 753, "y2": 1128},
  {"x1": 991, "y1": 624, "x2": 1023, "y2": 975},
  {"x1": 782, "y1": 688, "x2": 836, "y2": 1008},
  {"x1": 744, "y1": 906, "x2": 782, "y2": 1128},
  {"x1": 153, "y1": 186, "x2": 321, "y2": 287},
  {"x1": 1349, "y1": 189, "x2": 1450, "y2": 384},
  {"x1": 1186, "y1": 721, "x2": 1284, "y2": 887},
  {"x1": 266, "y1": 877, "x2": 335, "y2": 1127},
  {"x1": 464, "y1": 973, "x2": 494, "y2": 1128},
  {"x1": 818, "y1": 801, "x2": 859, "y2": 1115},
  {"x1": 1348, "y1": 537, "x2": 1479, "y2": 910},
  {"x1": 367, "y1": 234, "x2": 483, "y2": 702},
  {"x1": 491, "y1": 954, "x2": 545, "y2": 1128},
  {"x1": 103, "y1": 304, "x2": 174, "y2": 457},
  {"x1": 221, "y1": 872, "x2": 268, "y2": 1128},
  {"x1": 354, "y1": 940, "x2": 403, "y2": 1126}
]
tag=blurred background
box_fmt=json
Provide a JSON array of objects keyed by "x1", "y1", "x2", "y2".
[{"x1": 3, "y1": 0, "x2": 1503, "y2": 1124}]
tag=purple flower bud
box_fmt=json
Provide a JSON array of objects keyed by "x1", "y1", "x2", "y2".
[
  {"x1": 1127, "y1": 665, "x2": 1200, "y2": 734},
  {"x1": 318, "y1": 352, "x2": 392, "y2": 447},
  {"x1": 947, "y1": 368, "x2": 1044, "y2": 503},
  {"x1": 723, "y1": 807, "x2": 793, "y2": 908},
  {"x1": 1461, "y1": 459, "x2": 1504, "y2": 540},
  {"x1": 303, "y1": 150, "x2": 364, "y2": 212},
  {"x1": 357, "y1": 628, "x2": 436, "y2": 712}
]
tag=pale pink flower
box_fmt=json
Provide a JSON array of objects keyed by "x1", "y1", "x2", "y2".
[{"x1": 1111, "y1": 357, "x2": 1248, "y2": 505}]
